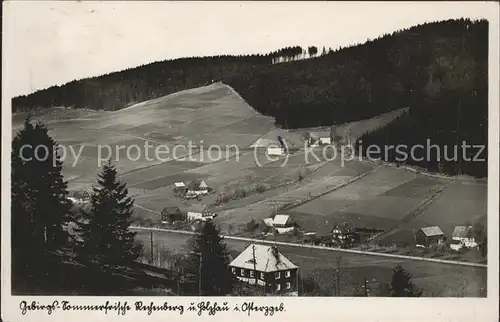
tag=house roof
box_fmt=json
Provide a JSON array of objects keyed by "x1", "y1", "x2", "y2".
[
  {"x1": 250, "y1": 138, "x2": 279, "y2": 148},
  {"x1": 187, "y1": 203, "x2": 209, "y2": 213},
  {"x1": 309, "y1": 131, "x2": 331, "y2": 138},
  {"x1": 262, "y1": 218, "x2": 274, "y2": 227},
  {"x1": 419, "y1": 226, "x2": 444, "y2": 237},
  {"x1": 174, "y1": 182, "x2": 186, "y2": 188},
  {"x1": 452, "y1": 226, "x2": 473, "y2": 238},
  {"x1": 273, "y1": 214, "x2": 291, "y2": 226},
  {"x1": 162, "y1": 206, "x2": 182, "y2": 215},
  {"x1": 316, "y1": 224, "x2": 335, "y2": 237},
  {"x1": 229, "y1": 244, "x2": 298, "y2": 272},
  {"x1": 187, "y1": 179, "x2": 208, "y2": 190}
]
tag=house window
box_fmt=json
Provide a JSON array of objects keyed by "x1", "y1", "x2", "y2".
[
  {"x1": 285, "y1": 271, "x2": 291, "y2": 278},
  {"x1": 286, "y1": 282, "x2": 291, "y2": 289},
  {"x1": 275, "y1": 272, "x2": 280, "y2": 279},
  {"x1": 276, "y1": 284, "x2": 281, "y2": 291},
  {"x1": 241, "y1": 269, "x2": 245, "y2": 276},
  {"x1": 260, "y1": 272, "x2": 265, "y2": 280},
  {"x1": 231, "y1": 267, "x2": 236, "y2": 274},
  {"x1": 250, "y1": 270, "x2": 254, "y2": 278}
]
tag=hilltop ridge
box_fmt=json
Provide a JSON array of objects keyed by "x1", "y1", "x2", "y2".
[{"x1": 12, "y1": 18, "x2": 488, "y2": 177}]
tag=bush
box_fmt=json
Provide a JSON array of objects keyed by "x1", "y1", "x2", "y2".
[
  {"x1": 233, "y1": 187, "x2": 247, "y2": 199},
  {"x1": 245, "y1": 219, "x2": 258, "y2": 232},
  {"x1": 254, "y1": 183, "x2": 268, "y2": 194}
]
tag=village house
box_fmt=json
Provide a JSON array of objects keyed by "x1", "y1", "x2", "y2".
[
  {"x1": 186, "y1": 179, "x2": 209, "y2": 196},
  {"x1": 267, "y1": 146, "x2": 286, "y2": 156},
  {"x1": 331, "y1": 224, "x2": 360, "y2": 246},
  {"x1": 251, "y1": 137, "x2": 288, "y2": 156},
  {"x1": 161, "y1": 206, "x2": 184, "y2": 223},
  {"x1": 415, "y1": 226, "x2": 445, "y2": 248},
  {"x1": 259, "y1": 217, "x2": 275, "y2": 234},
  {"x1": 307, "y1": 131, "x2": 332, "y2": 147},
  {"x1": 229, "y1": 244, "x2": 299, "y2": 296},
  {"x1": 186, "y1": 203, "x2": 216, "y2": 222},
  {"x1": 313, "y1": 223, "x2": 359, "y2": 247},
  {"x1": 173, "y1": 182, "x2": 186, "y2": 195},
  {"x1": 272, "y1": 214, "x2": 295, "y2": 234},
  {"x1": 259, "y1": 215, "x2": 295, "y2": 235},
  {"x1": 450, "y1": 225, "x2": 478, "y2": 251}
]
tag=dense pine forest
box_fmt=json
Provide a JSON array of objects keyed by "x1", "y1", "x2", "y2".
[{"x1": 12, "y1": 18, "x2": 488, "y2": 177}]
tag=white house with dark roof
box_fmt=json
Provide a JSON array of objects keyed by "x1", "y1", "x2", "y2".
[
  {"x1": 451, "y1": 226, "x2": 478, "y2": 250},
  {"x1": 272, "y1": 215, "x2": 295, "y2": 234},
  {"x1": 186, "y1": 203, "x2": 216, "y2": 222},
  {"x1": 173, "y1": 182, "x2": 186, "y2": 195},
  {"x1": 308, "y1": 131, "x2": 332, "y2": 147},
  {"x1": 229, "y1": 244, "x2": 299, "y2": 295},
  {"x1": 186, "y1": 179, "x2": 209, "y2": 196},
  {"x1": 415, "y1": 226, "x2": 445, "y2": 247}
]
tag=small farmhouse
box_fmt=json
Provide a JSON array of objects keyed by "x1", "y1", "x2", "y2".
[
  {"x1": 308, "y1": 131, "x2": 332, "y2": 147},
  {"x1": 272, "y1": 214, "x2": 295, "y2": 234},
  {"x1": 267, "y1": 146, "x2": 286, "y2": 156},
  {"x1": 229, "y1": 244, "x2": 299, "y2": 296},
  {"x1": 161, "y1": 206, "x2": 184, "y2": 223},
  {"x1": 451, "y1": 225, "x2": 478, "y2": 250},
  {"x1": 186, "y1": 179, "x2": 209, "y2": 196},
  {"x1": 415, "y1": 226, "x2": 445, "y2": 248},
  {"x1": 259, "y1": 217, "x2": 274, "y2": 233},
  {"x1": 186, "y1": 204, "x2": 216, "y2": 222},
  {"x1": 331, "y1": 224, "x2": 360, "y2": 246},
  {"x1": 313, "y1": 223, "x2": 359, "y2": 247},
  {"x1": 173, "y1": 182, "x2": 186, "y2": 195}
]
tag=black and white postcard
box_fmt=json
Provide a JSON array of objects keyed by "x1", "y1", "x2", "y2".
[{"x1": 2, "y1": 1, "x2": 499, "y2": 321}]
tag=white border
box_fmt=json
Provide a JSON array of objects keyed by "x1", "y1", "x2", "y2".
[{"x1": 2, "y1": 2, "x2": 499, "y2": 321}]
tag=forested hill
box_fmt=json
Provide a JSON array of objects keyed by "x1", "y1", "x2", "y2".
[{"x1": 12, "y1": 19, "x2": 488, "y2": 176}]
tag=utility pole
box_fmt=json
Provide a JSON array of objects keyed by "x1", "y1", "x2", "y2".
[
  {"x1": 177, "y1": 268, "x2": 181, "y2": 295},
  {"x1": 252, "y1": 244, "x2": 257, "y2": 287},
  {"x1": 296, "y1": 269, "x2": 300, "y2": 296},
  {"x1": 150, "y1": 231, "x2": 154, "y2": 264},
  {"x1": 456, "y1": 30, "x2": 466, "y2": 175}
]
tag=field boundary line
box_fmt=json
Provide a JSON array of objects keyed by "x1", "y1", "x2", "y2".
[
  {"x1": 134, "y1": 203, "x2": 161, "y2": 215},
  {"x1": 374, "y1": 181, "x2": 453, "y2": 242},
  {"x1": 129, "y1": 226, "x2": 487, "y2": 268},
  {"x1": 280, "y1": 166, "x2": 380, "y2": 212}
]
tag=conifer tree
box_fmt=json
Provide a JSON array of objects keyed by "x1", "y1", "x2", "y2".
[
  {"x1": 77, "y1": 161, "x2": 141, "y2": 272},
  {"x1": 187, "y1": 221, "x2": 234, "y2": 295},
  {"x1": 390, "y1": 265, "x2": 423, "y2": 297},
  {"x1": 11, "y1": 117, "x2": 71, "y2": 271}
]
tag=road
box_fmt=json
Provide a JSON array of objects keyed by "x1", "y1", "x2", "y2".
[
  {"x1": 130, "y1": 226, "x2": 486, "y2": 268},
  {"x1": 132, "y1": 226, "x2": 487, "y2": 296}
]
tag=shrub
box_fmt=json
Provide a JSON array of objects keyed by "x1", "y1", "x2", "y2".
[{"x1": 254, "y1": 183, "x2": 268, "y2": 194}]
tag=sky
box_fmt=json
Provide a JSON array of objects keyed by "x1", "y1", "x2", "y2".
[{"x1": 2, "y1": 1, "x2": 495, "y2": 98}]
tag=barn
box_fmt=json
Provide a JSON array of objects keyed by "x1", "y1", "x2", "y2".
[{"x1": 415, "y1": 226, "x2": 445, "y2": 247}]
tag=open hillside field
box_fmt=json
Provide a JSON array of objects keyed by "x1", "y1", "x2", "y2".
[
  {"x1": 12, "y1": 83, "x2": 277, "y2": 193},
  {"x1": 134, "y1": 230, "x2": 486, "y2": 297},
  {"x1": 290, "y1": 107, "x2": 410, "y2": 145},
  {"x1": 379, "y1": 180, "x2": 487, "y2": 245},
  {"x1": 285, "y1": 164, "x2": 487, "y2": 245},
  {"x1": 13, "y1": 83, "x2": 487, "y2": 243}
]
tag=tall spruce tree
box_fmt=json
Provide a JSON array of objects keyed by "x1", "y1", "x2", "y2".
[
  {"x1": 77, "y1": 161, "x2": 141, "y2": 271},
  {"x1": 187, "y1": 221, "x2": 234, "y2": 295},
  {"x1": 390, "y1": 265, "x2": 423, "y2": 297},
  {"x1": 11, "y1": 117, "x2": 71, "y2": 271}
]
